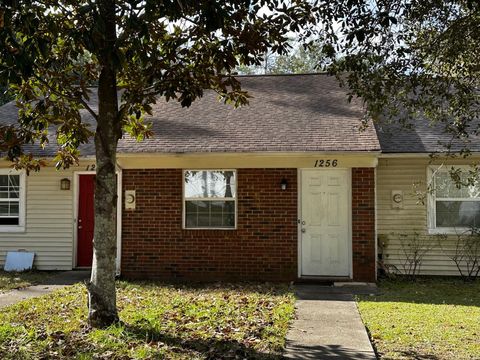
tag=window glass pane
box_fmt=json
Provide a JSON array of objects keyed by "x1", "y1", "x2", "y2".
[
  {"x1": 0, "y1": 201, "x2": 19, "y2": 217},
  {"x1": 9, "y1": 203, "x2": 19, "y2": 216},
  {"x1": 0, "y1": 175, "x2": 20, "y2": 199},
  {"x1": 436, "y1": 172, "x2": 480, "y2": 199},
  {"x1": 8, "y1": 175, "x2": 19, "y2": 187},
  {"x1": 0, "y1": 203, "x2": 9, "y2": 216},
  {"x1": 185, "y1": 171, "x2": 236, "y2": 198},
  {"x1": 436, "y1": 201, "x2": 480, "y2": 228},
  {"x1": 185, "y1": 200, "x2": 235, "y2": 228}
]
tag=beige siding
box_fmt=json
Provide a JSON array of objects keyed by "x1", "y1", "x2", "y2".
[
  {"x1": 0, "y1": 163, "x2": 94, "y2": 270},
  {"x1": 377, "y1": 157, "x2": 480, "y2": 276}
]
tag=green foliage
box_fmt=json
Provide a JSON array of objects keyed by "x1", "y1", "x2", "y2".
[
  {"x1": 0, "y1": 1, "x2": 320, "y2": 327},
  {"x1": 0, "y1": 1, "x2": 320, "y2": 169},
  {"x1": 268, "y1": 44, "x2": 324, "y2": 74},
  {"x1": 237, "y1": 42, "x2": 324, "y2": 75},
  {"x1": 316, "y1": 1, "x2": 480, "y2": 156},
  {"x1": 357, "y1": 278, "x2": 480, "y2": 359},
  {"x1": 0, "y1": 282, "x2": 295, "y2": 359},
  {"x1": 0, "y1": 85, "x2": 12, "y2": 105}
]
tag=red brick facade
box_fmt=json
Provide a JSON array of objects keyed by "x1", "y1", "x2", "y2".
[
  {"x1": 121, "y1": 169, "x2": 298, "y2": 281},
  {"x1": 121, "y1": 168, "x2": 376, "y2": 282},
  {"x1": 351, "y1": 168, "x2": 376, "y2": 282}
]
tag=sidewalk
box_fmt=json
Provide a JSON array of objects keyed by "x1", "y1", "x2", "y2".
[
  {"x1": 0, "y1": 270, "x2": 90, "y2": 309},
  {"x1": 284, "y1": 284, "x2": 378, "y2": 360}
]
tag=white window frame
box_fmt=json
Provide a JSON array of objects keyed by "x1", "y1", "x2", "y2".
[
  {"x1": 182, "y1": 169, "x2": 237, "y2": 230},
  {"x1": 0, "y1": 169, "x2": 26, "y2": 232},
  {"x1": 427, "y1": 165, "x2": 480, "y2": 234}
]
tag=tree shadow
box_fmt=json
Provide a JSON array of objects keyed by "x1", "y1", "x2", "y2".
[
  {"x1": 358, "y1": 277, "x2": 480, "y2": 307},
  {"x1": 117, "y1": 279, "x2": 293, "y2": 297},
  {"x1": 397, "y1": 350, "x2": 440, "y2": 360},
  {"x1": 122, "y1": 323, "x2": 283, "y2": 359},
  {"x1": 284, "y1": 343, "x2": 376, "y2": 360}
]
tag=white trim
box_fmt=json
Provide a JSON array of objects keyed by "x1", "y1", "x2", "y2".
[
  {"x1": 116, "y1": 167, "x2": 122, "y2": 275},
  {"x1": 374, "y1": 166, "x2": 378, "y2": 281},
  {"x1": 381, "y1": 152, "x2": 480, "y2": 158},
  {"x1": 427, "y1": 165, "x2": 480, "y2": 234},
  {"x1": 348, "y1": 169, "x2": 353, "y2": 279},
  {"x1": 297, "y1": 168, "x2": 302, "y2": 279},
  {"x1": 182, "y1": 169, "x2": 238, "y2": 230},
  {"x1": 0, "y1": 169, "x2": 26, "y2": 233},
  {"x1": 119, "y1": 151, "x2": 382, "y2": 158},
  {"x1": 297, "y1": 168, "x2": 353, "y2": 279}
]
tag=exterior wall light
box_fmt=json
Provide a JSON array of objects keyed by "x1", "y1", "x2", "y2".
[
  {"x1": 280, "y1": 178, "x2": 288, "y2": 191},
  {"x1": 60, "y1": 178, "x2": 71, "y2": 190}
]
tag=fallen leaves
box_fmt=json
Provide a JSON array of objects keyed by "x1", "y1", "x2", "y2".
[{"x1": 0, "y1": 282, "x2": 295, "y2": 359}]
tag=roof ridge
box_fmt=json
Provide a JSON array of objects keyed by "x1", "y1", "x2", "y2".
[{"x1": 234, "y1": 72, "x2": 329, "y2": 78}]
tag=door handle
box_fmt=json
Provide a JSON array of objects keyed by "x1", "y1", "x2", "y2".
[
  {"x1": 78, "y1": 225, "x2": 82, "y2": 229},
  {"x1": 301, "y1": 228, "x2": 306, "y2": 233}
]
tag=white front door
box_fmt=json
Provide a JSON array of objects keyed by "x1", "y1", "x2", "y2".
[{"x1": 300, "y1": 169, "x2": 350, "y2": 277}]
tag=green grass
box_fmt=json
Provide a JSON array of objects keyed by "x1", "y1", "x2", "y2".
[
  {"x1": 0, "y1": 270, "x2": 55, "y2": 292},
  {"x1": 357, "y1": 278, "x2": 480, "y2": 360},
  {"x1": 0, "y1": 282, "x2": 295, "y2": 359}
]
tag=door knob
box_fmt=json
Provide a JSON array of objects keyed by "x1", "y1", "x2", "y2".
[
  {"x1": 78, "y1": 225, "x2": 82, "y2": 229},
  {"x1": 301, "y1": 228, "x2": 306, "y2": 233}
]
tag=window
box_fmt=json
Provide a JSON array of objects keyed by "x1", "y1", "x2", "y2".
[
  {"x1": 0, "y1": 170, "x2": 25, "y2": 231},
  {"x1": 183, "y1": 170, "x2": 236, "y2": 229},
  {"x1": 429, "y1": 167, "x2": 480, "y2": 231}
]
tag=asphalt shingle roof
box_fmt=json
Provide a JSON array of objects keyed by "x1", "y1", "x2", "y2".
[
  {"x1": 118, "y1": 74, "x2": 380, "y2": 154},
  {"x1": 1, "y1": 74, "x2": 381, "y2": 156},
  {"x1": 375, "y1": 118, "x2": 480, "y2": 153}
]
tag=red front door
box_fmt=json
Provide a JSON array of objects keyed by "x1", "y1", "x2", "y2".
[{"x1": 77, "y1": 174, "x2": 95, "y2": 267}]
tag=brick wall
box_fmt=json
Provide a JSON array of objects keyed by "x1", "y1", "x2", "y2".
[
  {"x1": 121, "y1": 168, "x2": 298, "y2": 281},
  {"x1": 351, "y1": 168, "x2": 376, "y2": 282},
  {"x1": 121, "y1": 167, "x2": 376, "y2": 282}
]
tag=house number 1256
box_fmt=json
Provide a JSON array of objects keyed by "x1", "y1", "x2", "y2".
[{"x1": 314, "y1": 159, "x2": 338, "y2": 167}]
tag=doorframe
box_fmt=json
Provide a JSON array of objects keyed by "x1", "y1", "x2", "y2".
[
  {"x1": 297, "y1": 168, "x2": 353, "y2": 279},
  {"x1": 72, "y1": 168, "x2": 123, "y2": 274}
]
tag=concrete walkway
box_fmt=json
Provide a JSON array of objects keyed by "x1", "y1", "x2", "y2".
[
  {"x1": 284, "y1": 285, "x2": 378, "y2": 360},
  {"x1": 0, "y1": 270, "x2": 90, "y2": 309}
]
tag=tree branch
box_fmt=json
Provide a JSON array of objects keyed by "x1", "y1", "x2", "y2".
[{"x1": 32, "y1": 74, "x2": 98, "y2": 121}]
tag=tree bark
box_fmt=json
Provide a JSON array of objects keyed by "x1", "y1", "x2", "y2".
[{"x1": 87, "y1": 0, "x2": 121, "y2": 328}]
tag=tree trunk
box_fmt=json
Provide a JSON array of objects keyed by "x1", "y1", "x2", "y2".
[{"x1": 87, "y1": 0, "x2": 121, "y2": 328}]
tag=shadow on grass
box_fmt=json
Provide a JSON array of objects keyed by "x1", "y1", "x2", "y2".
[
  {"x1": 117, "y1": 279, "x2": 293, "y2": 297},
  {"x1": 123, "y1": 323, "x2": 282, "y2": 359},
  {"x1": 284, "y1": 343, "x2": 376, "y2": 359},
  {"x1": 397, "y1": 350, "x2": 440, "y2": 360},
  {"x1": 359, "y1": 277, "x2": 480, "y2": 307}
]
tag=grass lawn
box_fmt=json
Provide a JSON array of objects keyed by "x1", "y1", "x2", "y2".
[
  {"x1": 357, "y1": 278, "x2": 480, "y2": 360},
  {"x1": 0, "y1": 270, "x2": 55, "y2": 293},
  {"x1": 0, "y1": 282, "x2": 295, "y2": 359}
]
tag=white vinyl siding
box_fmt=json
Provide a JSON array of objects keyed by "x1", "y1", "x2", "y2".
[
  {"x1": 0, "y1": 166, "x2": 75, "y2": 270},
  {"x1": 377, "y1": 157, "x2": 480, "y2": 276}
]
